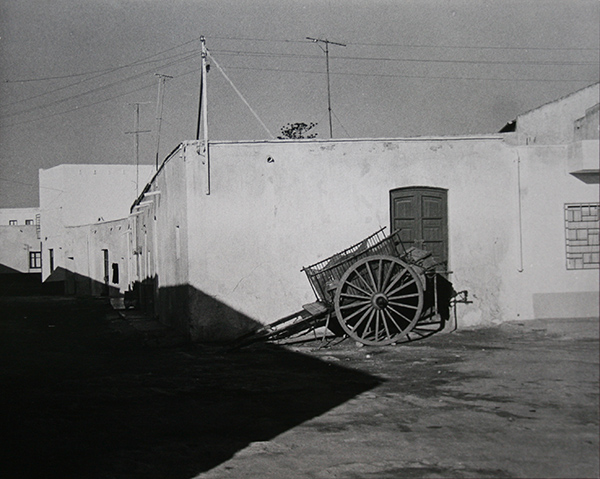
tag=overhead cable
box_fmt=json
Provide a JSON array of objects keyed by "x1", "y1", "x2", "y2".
[
  {"x1": 0, "y1": 52, "x2": 201, "y2": 121},
  {"x1": 221, "y1": 65, "x2": 597, "y2": 83},
  {"x1": 206, "y1": 35, "x2": 599, "y2": 52},
  {"x1": 210, "y1": 49, "x2": 599, "y2": 66},
  {"x1": 207, "y1": 51, "x2": 275, "y2": 139}
]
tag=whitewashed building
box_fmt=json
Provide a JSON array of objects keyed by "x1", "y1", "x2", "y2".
[
  {"x1": 38, "y1": 164, "x2": 154, "y2": 295},
  {"x1": 128, "y1": 84, "x2": 599, "y2": 341}
]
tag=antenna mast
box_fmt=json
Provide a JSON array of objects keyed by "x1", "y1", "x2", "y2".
[
  {"x1": 306, "y1": 37, "x2": 346, "y2": 138},
  {"x1": 125, "y1": 102, "x2": 151, "y2": 196},
  {"x1": 154, "y1": 73, "x2": 172, "y2": 170}
]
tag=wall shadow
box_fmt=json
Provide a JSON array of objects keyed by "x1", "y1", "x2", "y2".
[
  {"x1": 131, "y1": 281, "x2": 266, "y2": 342},
  {"x1": 0, "y1": 264, "x2": 43, "y2": 296},
  {"x1": 0, "y1": 265, "x2": 120, "y2": 297},
  {"x1": 0, "y1": 294, "x2": 383, "y2": 479}
]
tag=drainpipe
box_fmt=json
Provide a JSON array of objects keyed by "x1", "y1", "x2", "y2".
[{"x1": 516, "y1": 150, "x2": 524, "y2": 273}]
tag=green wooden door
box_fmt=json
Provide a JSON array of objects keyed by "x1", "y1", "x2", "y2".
[{"x1": 390, "y1": 187, "x2": 448, "y2": 263}]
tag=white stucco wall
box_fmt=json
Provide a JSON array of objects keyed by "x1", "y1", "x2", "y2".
[
  {"x1": 0, "y1": 225, "x2": 41, "y2": 273},
  {"x1": 61, "y1": 219, "x2": 131, "y2": 296},
  {"x1": 516, "y1": 145, "x2": 599, "y2": 318},
  {"x1": 0, "y1": 207, "x2": 39, "y2": 226},
  {"x1": 178, "y1": 137, "x2": 522, "y2": 333},
  {"x1": 132, "y1": 135, "x2": 597, "y2": 341},
  {"x1": 516, "y1": 83, "x2": 599, "y2": 145},
  {"x1": 0, "y1": 208, "x2": 41, "y2": 273},
  {"x1": 129, "y1": 147, "x2": 191, "y2": 326}
]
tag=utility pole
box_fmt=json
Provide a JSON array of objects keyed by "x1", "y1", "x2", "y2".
[
  {"x1": 125, "y1": 102, "x2": 151, "y2": 197},
  {"x1": 196, "y1": 36, "x2": 209, "y2": 142},
  {"x1": 306, "y1": 37, "x2": 346, "y2": 138},
  {"x1": 195, "y1": 36, "x2": 211, "y2": 195},
  {"x1": 154, "y1": 73, "x2": 172, "y2": 170}
]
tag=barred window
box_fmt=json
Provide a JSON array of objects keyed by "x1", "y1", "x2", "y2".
[{"x1": 565, "y1": 203, "x2": 599, "y2": 270}]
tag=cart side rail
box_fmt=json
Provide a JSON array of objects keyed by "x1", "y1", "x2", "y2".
[{"x1": 301, "y1": 228, "x2": 406, "y2": 302}]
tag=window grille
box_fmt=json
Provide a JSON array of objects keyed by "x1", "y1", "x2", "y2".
[{"x1": 565, "y1": 203, "x2": 599, "y2": 270}]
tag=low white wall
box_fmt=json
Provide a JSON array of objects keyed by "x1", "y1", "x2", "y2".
[
  {"x1": 62, "y1": 219, "x2": 131, "y2": 296},
  {"x1": 182, "y1": 138, "x2": 524, "y2": 333}
]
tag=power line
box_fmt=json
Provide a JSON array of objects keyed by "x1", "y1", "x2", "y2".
[
  {"x1": 2, "y1": 37, "x2": 200, "y2": 85},
  {"x1": 344, "y1": 40, "x2": 600, "y2": 52},
  {"x1": 210, "y1": 48, "x2": 598, "y2": 66},
  {"x1": 1, "y1": 34, "x2": 596, "y2": 131},
  {"x1": 4, "y1": 62, "x2": 593, "y2": 131},
  {"x1": 206, "y1": 34, "x2": 599, "y2": 52},
  {"x1": 0, "y1": 63, "x2": 206, "y2": 129},
  {"x1": 4, "y1": 42, "x2": 594, "y2": 120},
  {"x1": 221, "y1": 65, "x2": 597, "y2": 83},
  {"x1": 1, "y1": 48, "x2": 199, "y2": 111},
  {"x1": 207, "y1": 35, "x2": 311, "y2": 45},
  {"x1": 0, "y1": 52, "x2": 200, "y2": 121},
  {"x1": 0, "y1": 81, "x2": 156, "y2": 129}
]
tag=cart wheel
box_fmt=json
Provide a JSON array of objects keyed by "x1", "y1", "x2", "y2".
[{"x1": 334, "y1": 255, "x2": 424, "y2": 345}]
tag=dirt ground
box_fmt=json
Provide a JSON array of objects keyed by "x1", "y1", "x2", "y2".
[{"x1": 0, "y1": 296, "x2": 598, "y2": 479}]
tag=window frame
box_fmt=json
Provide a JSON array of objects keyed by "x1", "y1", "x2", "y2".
[
  {"x1": 564, "y1": 203, "x2": 599, "y2": 270},
  {"x1": 29, "y1": 251, "x2": 42, "y2": 270}
]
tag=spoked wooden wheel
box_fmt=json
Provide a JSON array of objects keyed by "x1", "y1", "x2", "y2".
[{"x1": 334, "y1": 255, "x2": 424, "y2": 346}]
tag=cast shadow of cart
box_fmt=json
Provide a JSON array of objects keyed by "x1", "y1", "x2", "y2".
[{"x1": 0, "y1": 291, "x2": 383, "y2": 479}]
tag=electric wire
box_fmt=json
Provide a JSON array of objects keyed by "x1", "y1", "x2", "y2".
[
  {"x1": 206, "y1": 34, "x2": 599, "y2": 51},
  {"x1": 0, "y1": 81, "x2": 157, "y2": 129},
  {"x1": 0, "y1": 61, "x2": 207, "y2": 129},
  {"x1": 344, "y1": 40, "x2": 600, "y2": 52},
  {"x1": 1, "y1": 35, "x2": 596, "y2": 129},
  {"x1": 0, "y1": 51, "x2": 201, "y2": 121},
  {"x1": 3, "y1": 36, "x2": 201, "y2": 84},
  {"x1": 220, "y1": 65, "x2": 596, "y2": 83},
  {"x1": 209, "y1": 48, "x2": 598, "y2": 66},
  {"x1": 2, "y1": 49, "x2": 201, "y2": 113}
]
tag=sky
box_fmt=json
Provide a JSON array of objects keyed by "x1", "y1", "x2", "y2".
[{"x1": 0, "y1": 0, "x2": 598, "y2": 208}]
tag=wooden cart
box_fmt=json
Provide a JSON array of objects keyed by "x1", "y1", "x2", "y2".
[{"x1": 233, "y1": 228, "x2": 465, "y2": 348}]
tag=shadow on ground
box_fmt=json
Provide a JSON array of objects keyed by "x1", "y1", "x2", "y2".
[{"x1": 0, "y1": 297, "x2": 382, "y2": 479}]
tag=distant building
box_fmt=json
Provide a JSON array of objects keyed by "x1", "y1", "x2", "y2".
[
  {"x1": 0, "y1": 207, "x2": 42, "y2": 294},
  {"x1": 38, "y1": 164, "x2": 154, "y2": 295},
  {"x1": 0, "y1": 207, "x2": 39, "y2": 227},
  {"x1": 0, "y1": 207, "x2": 41, "y2": 274}
]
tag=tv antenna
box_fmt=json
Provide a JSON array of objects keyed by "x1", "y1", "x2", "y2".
[
  {"x1": 125, "y1": 102, "x2": 151, "y2": 197},
  {"x1": 154, "y1": 73, "x2": 172, "y2": 170},
  {"x1": 306, "y1": 37, "x2": 346, "y2": 138}
]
